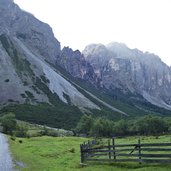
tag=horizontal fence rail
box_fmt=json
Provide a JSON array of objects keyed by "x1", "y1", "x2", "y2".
[{"x1": 80, "y1": 138, "x2": 171, "y2": 164}]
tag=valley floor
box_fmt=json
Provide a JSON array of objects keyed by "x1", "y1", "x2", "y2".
[{"x1": 9, "y1": 135, "x2": 171, "y2": 171}]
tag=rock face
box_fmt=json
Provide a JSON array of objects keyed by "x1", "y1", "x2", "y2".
[
  {"x1": 0, "y1": 34, "x2": 100, "y2": 110},
  {"x1": 0, "y1": 0, "x2": 99, "y2": 110},
  {"x1": 59, "y1": 47, "x2": 99, "y2": 85},
  {"x1": 83, "y1": 42, "x2": 171, "y2": 110},
  {"x1": 0, "y1": 0, "x2": 97, "y2": 86},
  {"x1": 0, "y1": 0, "x2": 61, "y2": 64}
]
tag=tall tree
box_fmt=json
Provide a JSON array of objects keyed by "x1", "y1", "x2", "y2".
[{"x1": 76, "y1": 114, "x2": 94, "y2": 135}]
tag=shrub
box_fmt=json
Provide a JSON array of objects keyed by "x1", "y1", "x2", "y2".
[{"x1": 0, "y1": 113, "x2": 17, "y2": 135}]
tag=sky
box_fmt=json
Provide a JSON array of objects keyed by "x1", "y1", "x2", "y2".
[{"x1": 14, "y1": 0, "x2": 171, "y2": 66}]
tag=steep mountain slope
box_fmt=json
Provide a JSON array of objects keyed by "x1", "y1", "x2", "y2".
[
  {"x1": 83, "y1": 43, "x2": 171, "y2": 111},
  {"x1": 0, "y1": 0, "x2": 130, "y2": 129},
  {"x1": 0, "y1": 33, "x2": 100, "y2": 110},
  {"x1": 0, "y1": 0, "x2": 101, "y2": 110},
  {"x1": 0, "y1": 0, "x2": 60, "y2": 64}
]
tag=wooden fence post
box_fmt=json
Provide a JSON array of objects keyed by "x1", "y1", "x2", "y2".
[
  {"x1": 88, "y1": 140, "x2": 91, "y2": 149},
  {"x1": 108, "y1": 139, "x2": 111, "y2": 161},
  {"x1": 112, "y1": 137, "x2": 116, "y2": 161},
  {"x1": 80, "y1": 144, "x2": 84, "y2": 164},
  {"x1": 138, "y1": 138, "x2": 142, "y2": 164}
]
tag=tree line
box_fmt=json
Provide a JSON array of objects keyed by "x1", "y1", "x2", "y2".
[
  {"x1": 1, "y1": 112, "x2": 171, "y2": 138},
  {"x1": 76, "y1": 114, "x2": 171, "y2": 137}
]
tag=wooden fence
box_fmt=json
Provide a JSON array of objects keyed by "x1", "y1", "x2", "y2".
[{"x1": 80, "y1": 138, "x2": 171, "y2": 164}]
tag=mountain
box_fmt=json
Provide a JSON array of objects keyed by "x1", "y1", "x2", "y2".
[
  {"x1": 0, "y1": 0, "x2": 171, "y2": 129},
  {"x1": 0, "y1": 0, "x2": 129, "y2": 129},
  {"x1": 0, "y1": 0, "x2": 100, "y2": 109},
  {"x1": 82, "y1": 42, "x2": 171, "y2": 111},
  {"x1": 0, "y1": 0, "x2": 98, "y2": 128}
]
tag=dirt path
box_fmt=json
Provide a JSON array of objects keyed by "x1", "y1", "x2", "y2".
[{"x1": 0, "y1": 133, "x2": 14, "y2": 171}]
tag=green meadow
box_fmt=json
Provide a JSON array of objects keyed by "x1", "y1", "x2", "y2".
[{"x1": 9, "y1": 135, "x2": 171, "y2": 171}]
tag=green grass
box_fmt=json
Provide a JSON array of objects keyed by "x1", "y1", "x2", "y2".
[{"x1": 9, "y1": 135, "x2": 171, "y2": 171}]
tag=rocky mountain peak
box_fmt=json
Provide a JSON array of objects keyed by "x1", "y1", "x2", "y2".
[
  {"x1": 62, "y1": 47, "x2": 84, "y2": 60},
  {"x1": 83, "y1": 44, "x2": 108, "y2": 58},
  {"x1": 83, "y1": 43, "x2": 171, "y2": 110},
  {"x1": 106, "y1": 42, "x2": 162, "y2": 64},
  {"x1": 59, "y1": 46, "x2": 99, "y2": 86},
  {"x1": 106, "y1": 42, "x2": 128, "y2": 50}
]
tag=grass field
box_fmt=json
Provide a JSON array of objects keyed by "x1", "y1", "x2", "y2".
[{"x1": 9, "y1": 135, "x2": 171, "y2": 171}]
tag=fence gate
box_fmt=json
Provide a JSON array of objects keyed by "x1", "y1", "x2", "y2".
[{"x1": 80, "y1": 138, "x2": 171, "y2": 164}]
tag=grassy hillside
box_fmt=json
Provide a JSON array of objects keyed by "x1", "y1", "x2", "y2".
[{"x1": 9, "y1": 135, "x2": 171, "y2": 171}]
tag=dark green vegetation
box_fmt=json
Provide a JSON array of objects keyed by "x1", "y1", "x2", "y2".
[
  {"x1": 0, "y1": 105, "x2": 82, "y2": 129},
  {"x1": 0, "y1": 113, "x2": 17, "y2": 135},
  {"x1": 0, "y1": 113, "x2": 28, "y2": 137},
  {"x1": 76, "y1": 114, "x2": 171, "y2": 137},
  {"x1": 0, "y1": 34, "x2": 34, "y2": 77},
  {"x1": 0, "y1": 113, "x2": 73, "y2": 138},
  {"x1": 9, "y1": 135, "x2": 171, "y2": 171}
]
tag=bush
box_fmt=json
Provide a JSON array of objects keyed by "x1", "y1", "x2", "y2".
[
  {"x1": 15, "y1": 123, "x2": 28, "y2": 137},
  {"x1": 113, "y1": 119, "x2": 128, "y2": 136},
  {"x1": 0, "y1": 113, "x2": 17, "y2": 135},
  {"x1": 90, "y1": 118, "x2": 114, "y2": 137},
  {"x1": 76, "y1": 114, "x2": 94, "y2": 135},
  {"x1": 134, "y1": 115, "x2": 168, "y2": 135}
]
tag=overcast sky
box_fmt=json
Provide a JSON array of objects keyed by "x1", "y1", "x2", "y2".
[{"x1": 14, "y1": 0, "x2": 171, "y2": 66}]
